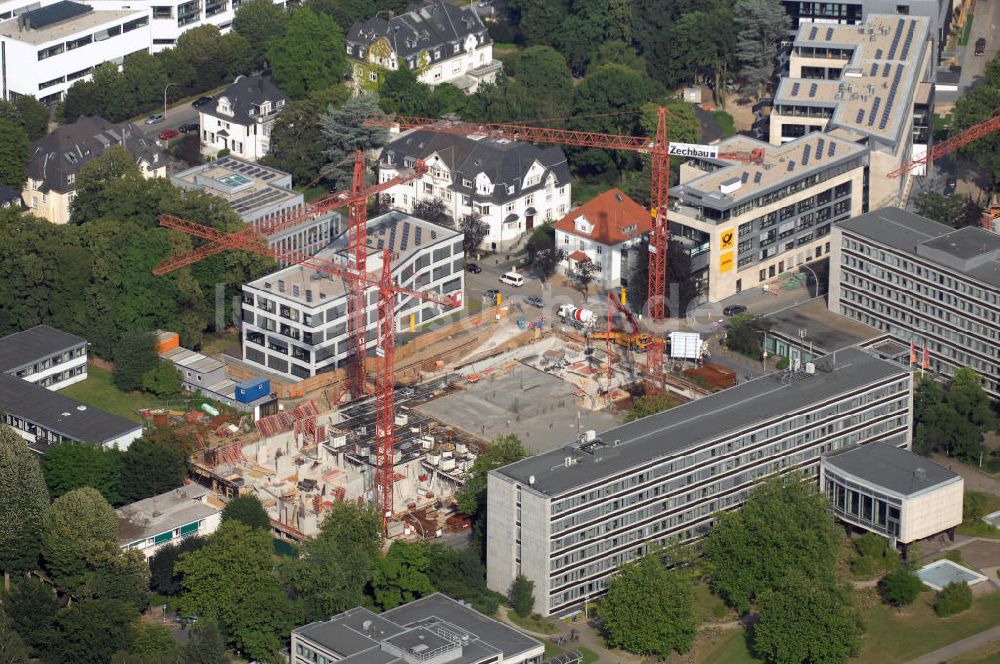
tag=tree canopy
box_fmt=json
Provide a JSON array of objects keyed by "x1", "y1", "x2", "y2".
[
  {"x1": 373, "y1": 541, "x2": 435, "y2": 610},
  {"x1": 41, "y1": 487, "x2": 119, "y2": 592},
  {"x1": 702, "y1": 473, "x2": 841, "y2": 612},
  {"x1": 913, "y1": 370, "x2": 996, "y2": 461},
  {"x1": 42, "y1": 441, "x2": 124, "y2": 505},
  {"x1": 233, "y1": 0, "x2": 289, "y2": 67},
  {"x1": 320, "y1": 93, "x2": 388, "y2": 191},
  {"x1": 268, "y1": 8, "x2": 346, "y2": 100},
  {"x1": 455, "y1": 434, "x2": 527, "y2": 517},
  {"x1": 221, "y1": 494, "x2": 271, "y2": 530},
  {"x1": 734, "y1": 0, "x2": 788, "y2": 98},
  {"x1": 0, "y1": 426, "x2": 49, "y2": 578},
  {"x1": 877, "y1": 568, "x2": 925, "y2": 608},
  {"x1": 508, "y1": 575, "x2": 535, "y2": 618},
  {"x1": 600, "y1": 553, "x2": 697, "y2": 658},
  {"x1": 0, "y1": 116, "x2": 29, "y2": 190}
]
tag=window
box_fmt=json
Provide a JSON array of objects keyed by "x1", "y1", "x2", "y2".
[{"x1": 462, "y1": 178, "x2": 473, "y2": 187}]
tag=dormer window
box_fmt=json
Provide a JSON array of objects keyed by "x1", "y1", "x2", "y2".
[
  {"x1": 453, "y1": 43, "x2": 460, "y2": 53},
  {"x1": 462, "y1": 177, "x2": 473, "y2": 187}
]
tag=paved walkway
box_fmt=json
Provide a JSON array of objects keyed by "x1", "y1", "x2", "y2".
[
  {"x1": 931, "y1": 455, "x2": 1000, "y2": 494},
  {"x1": 905, "y1": 624, "x2": 1000, "y2": 664},
  {"x1": 495, "y1": 606, "x2": 643, "y2": 664}
]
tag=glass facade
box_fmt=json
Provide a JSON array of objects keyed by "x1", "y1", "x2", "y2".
[{"x1": 824, "y1": 468, "x2": 902, "y2": 538}]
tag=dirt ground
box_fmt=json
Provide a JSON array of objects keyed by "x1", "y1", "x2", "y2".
[{"x1": 723, "y1": 98, "x2": 756, "y2": 133}]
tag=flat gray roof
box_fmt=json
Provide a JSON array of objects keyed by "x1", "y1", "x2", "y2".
[
  {"x1": 764, "y1": 298, "x2": 882, "y2": 353},
  {"x1": 116, "y1": 485, "x2": 219, "y2": 544},
  {"x1": 0, "y1": 324, "x2": 85, "y2": 373},
  {"x1": 0, "y1": 372, "x2": 141, "y2": 445},
  {"x1": 823, "y1": 441, "x2": 959, "y2": 496},
  {"x1": 494, "y1": 347, "x2": 908, "y2": 497},
  {"x1": 837, "y1": 208, "x2": 1000, "y2": 288},
  {"x1": 0, "y1": 7, "x2": 143, "y2": 44}
]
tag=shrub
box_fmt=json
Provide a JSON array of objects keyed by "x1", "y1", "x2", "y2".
[
  {"x1": 877, "y1": 568, "x2": 924, "y2": 607},
  {"x1": 933, "y1": 581, "x2": 972, "y2": 617}
]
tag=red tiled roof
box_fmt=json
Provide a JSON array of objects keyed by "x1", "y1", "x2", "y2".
[
  {"x1": 567, "y1": 250, "x2": 590, "y2": 262},
  {"x1": 553, "y1": 188, "x2": 650, "y2": 246}
]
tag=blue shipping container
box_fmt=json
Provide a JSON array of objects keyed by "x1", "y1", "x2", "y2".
[{"x1": 236, "y1": 378, "x2": 270, "y2": 404}]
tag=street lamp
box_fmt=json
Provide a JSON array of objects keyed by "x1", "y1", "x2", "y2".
[
  {"x1": 800, "y1": 262, "x2": 820, "y2": 298},
  {"x1": 163, "y1": 82, "x2": 178, "y2": 120}
]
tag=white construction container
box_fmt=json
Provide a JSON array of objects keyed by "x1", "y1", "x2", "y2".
[
  {"x1": 395, "y1": 413, "x2": 409, "y2": 426},
  {"x1": 427, "y1": 453, "x2": 441, "y2": 466},
  {"x1": 669, "y1": 331, "x2": 704, "y2": 359},
  {"x1": 330, "y1": 434, "x2": 346, "y2": 449},
  {"x1": 420, "y1": 436, "x2": 434, "y2": 450},
  {"x1": 440, "y1": 457, "x2": 457, "y2": 472},
  {"x1": 456, "y1": 443, "x2": 468, "y2": 455}
]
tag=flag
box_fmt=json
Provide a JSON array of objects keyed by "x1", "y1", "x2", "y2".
[
  {"x1": 909, "y1": 341, "x2": 916, "y2": 366},
  {"x1": 922, "y1": 346, "x2": 930, "y2": 370}
]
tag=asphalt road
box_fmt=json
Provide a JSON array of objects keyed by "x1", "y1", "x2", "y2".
[
  {"x1": 958, "y1": 0, "x2": 1000, "y2": 91},
  {"x1": 133, "y1": 99, "x2": 202, "y2": 140}
]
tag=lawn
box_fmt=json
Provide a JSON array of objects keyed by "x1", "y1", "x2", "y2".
[
  {"x1": 198, "y1": 329, "x2": 240, "y2": 358},
  {"x1": 577, "y1": 646, "x2": 599, "y2": 664},
  {"x1": 61, "y1": 365, "x2": 156, "y2": 423},
  {"x1": 571, "y1": 179, "x2": 612, "y2": 207},
  {"x1": 710, "y1": 110, "x2": 737, "y2": 138},
  {"x1": 506, "y1": 611, "x2": 558, "y2": 634},
  {"x1": 691, "y1": 628, "x2": 760, "y2": 664},
  {"x1": 542, "y1": 642, "x2": 563, "y2": 659},
  {"x1": 692, "y1": 581, "x2": 731, "y2": 623},
  {"x1": 856, "y1": 592, "x2": 1000, "y2": 663}
]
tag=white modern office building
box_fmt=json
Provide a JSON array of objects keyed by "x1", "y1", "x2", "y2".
[
  {"x1": 379, "y1": 128, "x2": 571, "y2": 252},
  {"x1": 240, "y1": 211, "x2": 464, "y2": 380},
  {"x1": 0, "y1": 0, "x2": 149, "y2": 103},
  {"x1": 487, "y1": 347, "x2": 913, "y2": 615},
  {"x1": 0, "y1": 324, "x2": 87, "y2": 389},
  {"x1": 829, "y1": 207, "x2": 1000, "y2": 398}
]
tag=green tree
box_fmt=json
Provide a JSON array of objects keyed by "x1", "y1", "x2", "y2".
[
  {"x1": 914, "y1": 191, "x2": 965, "y2": 225},
  {"x1": 42, "y1": 441, "x2": 124, "y2": 505},
  {"x1": 176, "y1": 521, "x2": 289, "y2": 658},
  {"x1": 141, "y1": 360, "x2": 182, "y2": 397},
  {"x1": 44, "y1": 599, "x2": 137, "y2": 664},
  {"x1": 221, "y1": 494, "x2": 271, "y2": 530},
  {"x1": 427, "y1": 83, "x2": 470, "y2": 117},
  {"x1": 460, "y1": 213, "x2": 491, "y2": 254},
  {"x1": 122, "y1": 52, "x2": 168, "y2": 115},
  {"x1": 378, "y1": 66, "x2": 432, "y2": 116},
  {"x1": 734, "y1": 0, "x2": 788, "y2": 98},
  {"x1": 233, "y1": 0, "x2": 289, "y2": 66},
  {"x1": 606, "y1": 0, "x2": 631, "y2": 42},
  {"x1": 554, "y1": 0, "x2": 608, "y2": 72},
  {"x1": 264, "y1": 98, "x2": 328, "y2": 186},
  {"x1": 753, "y1": 575, "x2": 862, "y2": 664},
  {"x1": 668, "y1": 8, "x2": 735, "y2": 92},
  {"x1": 280, "y1": 501, "x2": 383, "y2": 621},
  {"x1": 723, "y1": 312, "x2": 767, "y2": 361},
  {"x1": 600, "y1": 554, "x2": 697, "y2": 658},
  {"x1": 0, "y1": 117, "x2": 29, "y2": 190},
  {"x1": 228, "y1": 585, "x2": 300, "y2": 661},
  {"x1": 182, "y1": 619, "x2": 228, "y2": 664},
  {"x1": 0, "y1": 426, "x2": 49, "y2": 585},
  {"x1": 877, "y1": 568, "x2": 925, "y2": 608},
  {"x1": 964, "y1": 491, "x2": 988, "y2": 523},
  {"x1": 41, "y1": 487, "x2": 119, "y2": 592},
  {"x1": 508, "y1": 574, "x2": 535, "y2": 618},
  {"x1": 948, "y1": 368, "x2": 997, "y2": 434},
  {"x1": 0, "y1": 609, "x2": 29, "y2": 664},
  {"x1": 588, "y1": 41, "x2": 646, "y2": 75},
  {"x1": 12, "y1": 96, "x2": 50, "y2": 140},
  {"x1": 455, "y1": 435, "x2": 527, "y2": 517},
  {"x1": 412, "y1": 198, "x2": 453, "y2": 228},
  {"x1": 952, "y1": 82, "x2": 1000, "y2": 176},
  {"x1": 516, "y1": 46, "x2": 572, "y2": 115},
  {"x1": 703, "y1": 474, "x2": 840, "y2": 612},
  {"x1": 571, "y1": 258, "x2": 599, "y2": 296},
  {"x1": 268, "y1": 8, "x2": 346, "y2": 100},
  {"x1": 427, "y1": 543, "x2": 503, "y2": 615},
  {"x1": 519, "y1": 0, "x2": 567, "y2": 46},
  {"x1": 306, "y1": 0, "x2": 374, "y2": 29},
  {"x1": 933, "y1": 581, "x2": 973, "y2": 617},
  {"x1": 86, "y1": 549, "x2": 151, "y2": 613},
  {"x1": 120, "y1": 438, "x2": 186, "y2": 503},
  {"x1": 320, "y1": 92, "x2": 387, "y2": 191},
  {"x1": 625, "y1": 394, "x2": 678, "y2": 422},
  {"x1": 3, "y1": 577, "x2": 58, "y2": 655},
  {"x1": 373, "y1": 541, "x2": 435, "y2": 610},
  {"x1": 114, "y1": 331, "x2": 159, "y2": 392},
  {"x1": 174, "y1": 26, "x2": 233, "y2": 92},
  {"x1": 129, "y1": 623, "x2": 181, "y2": 659},
  {"x1": 69, "y1": 144, "x2": 138, "y2": 224},
  {"x1": 149, "y1": 536, "x2": 206, "y2": 596}
]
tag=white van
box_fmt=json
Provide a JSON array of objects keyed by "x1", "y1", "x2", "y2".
[{"x1": 499, "y1": 271, "x2": 525, "y2": 287}]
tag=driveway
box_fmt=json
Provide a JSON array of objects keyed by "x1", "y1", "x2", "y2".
[{"x1": 958, "y1": 0, "x2": 1000, "y2": 92}]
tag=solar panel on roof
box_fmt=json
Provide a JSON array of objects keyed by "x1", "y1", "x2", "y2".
[
  {"x1": 868, "y1": 97, "x2": 881, "y2": 126},
  {"x1": 809, "y1": 83, "x2": 818, "y2": 97},
  {"x1": 415, "y1": 226, "x2": 422, "y2": 244},
  {"x1": 802, "y1": 144, "x2": 812, "y2": 166},
  {"x1": 22, "y1": 1, "x2": 93, "y2": 28},
  {"x1": 787, "y1": 161, "x2": 795, "y2": 171},
  {"x1": 882, "y1": 63, "x2": 891, "y2": 77},
  {"x1": 741, "y1": 171, "x2": 749, "y2": 183},
  {"x1": 875, "y1": 48, "x2": 883, "y2": 59},
  {"x1": 792, "y1": 82, "x2": 800, "y2": 96},
  {"x1": 900, "y1": 19, "x2": 916, "y2": 60},
  {"x1": 856, "y1": 109, "x2": 865, "y2": 124},
  {"x1": 753, "y1": 172, "x2": 762, "y2": 183},
  {"x1": 825, "y1": 27, "x2": 833, "y2": 40},
  {"x1": 886, "y1": 18, "x2": 905, "y2": 60},
  {"x1": 809, "y1": 26, "x2": 818, "y2": 39},
  {"x1": 870, "y1": 63, "x2": 878, "y2": 76},
  {"x1": 829, "y1": 142, "x2": 836, "y2": 157}
]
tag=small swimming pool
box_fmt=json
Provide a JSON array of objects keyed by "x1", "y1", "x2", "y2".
[{"x1": 917, "y1": 559, "x2": 988, "y2": 592}]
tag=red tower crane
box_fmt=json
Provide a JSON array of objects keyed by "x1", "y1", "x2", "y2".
[
  {"x1": 154, "y1": 162, "x2": 457, "y2": 521},
  {"x1": 367, "y1": 111, "x2": 765, "y2": 374},
  {"x1": 888, "y1": 113, "x2": 1000, "y2": 178},
  {"x1": 154, "y1": 151, "x2": 428, "y2": 400}
]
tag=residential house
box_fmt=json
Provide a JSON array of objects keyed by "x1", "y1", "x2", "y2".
[
  {"x1": 379, "y1": 129, "x2": 571, "y2": 252},
  {"x1": 23, "y1": 115, "x2": 165, "y2": 224},
  {"x1": 0, "y1": 0, "x2": 149, "y2": 104},
  {"x1": 346, "y1": 0, "x2": 500, "y2": 94},
  {"x1": 553, "y1": 188, "x2": 651, "y2": 290},
  {"x1": 199, "y1": 75, "x2": 287, "y2": 161}
]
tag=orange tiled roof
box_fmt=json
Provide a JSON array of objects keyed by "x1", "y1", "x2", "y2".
[
  {"x1": 567, "y1": 250, "x2": 590, "y2": 262},
  {"x1": 553, "y1": 188, "x2": 650, "y2": 246}
]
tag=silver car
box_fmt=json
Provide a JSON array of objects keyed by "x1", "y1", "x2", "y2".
[{"x1": 144, "y1": 113, "x2": 164, "y2": 125}]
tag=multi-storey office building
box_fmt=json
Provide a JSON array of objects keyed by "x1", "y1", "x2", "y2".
[
  {"x1": 769, "y1": 15, "x2": 933, "y2": 208},
  {"x1": 0, "y1": 1, "x2": 149, "y2": 103},
  {"x1": 780, "y1": 0, "x2": 954, "y2": 64},
  {"x1": 487, "y1": 347, "x2": 913, "y2": 616},
  {"x1": 378, "y1": 128, "x2": 571, "y2": 252},
  {"x1": 240, "y1": 211, "x2": 464, "y2": 380},
  {"x1": 668, "y1": 132, "x2": 866, "y2": 302},
  {"x1": 171, "y1": 156, "x2": 337, "y2": 260},
  {"x1": 829, "y1": 207, "x2": 1000, "y2": 398},
  {"x1": 0, "y1": 324, "x2": 87, "y2": 389}
]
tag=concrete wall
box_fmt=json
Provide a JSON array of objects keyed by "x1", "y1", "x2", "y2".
[
  {"x1": 900, "y1": 477, "x2": 964, "y2": 543},
  {"x1": 486, "y1": 472, "x2": 517, "y2": 603}
]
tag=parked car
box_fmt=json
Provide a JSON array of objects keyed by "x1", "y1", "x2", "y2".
[
  {"x1": 158, "y1": 129, "x2": 180, "y2": 141},
  {"x1": 179, "y1": 122, "x2": 199, "y2": 134},
  {"x1": 466, "y1": 262, "x2": 482, "y2": 273},
  {"x1": 723, "y1": 304, "x2": 747, "y2": 316},
  {"x1": 484, "y1": 288, "x2": 500, "y2": 301},
  {"x1": 192, "y1": 96, "x2": 213, "y2": 109},
  {"x1": 975, "y1": 37, "x2": 987, "y2": 56},
  {"x1": 144, "y1": 113, "x2": 164, "y2": 125},
  {"x1": 525, "y1": 295, "x2": 544, "y2": 308},
  {"x1": 944, "y1": 178, "x2": 957, "y2": 196}
]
